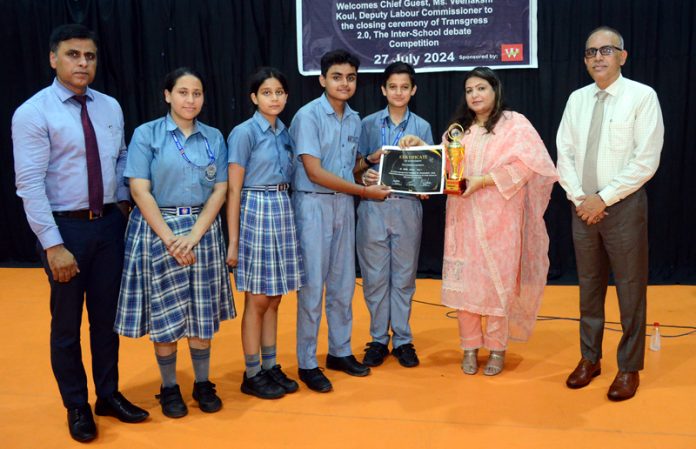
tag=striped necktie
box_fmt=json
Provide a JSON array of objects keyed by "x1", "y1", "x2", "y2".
[{"x1": 582, "y1": 90, "x2": 609, "y2": 195}]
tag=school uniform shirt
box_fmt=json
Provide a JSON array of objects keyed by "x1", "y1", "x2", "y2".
[
  {"x1": 359, "y1": 107, "x2": 434, "y2": 158},
  {"x1": 290, "y1": 94, "x2": 361, "y2": 193},
  {"x1": 227, "y1": 111, "x2": 293, "y2": 185},
  {"x1": 125, "y1": 114, "x2": 228, "y2": 207}
]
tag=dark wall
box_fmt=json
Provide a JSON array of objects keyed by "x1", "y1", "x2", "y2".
[{"x1": 2, "y1": 0, "x2": 695, "y2": 283}]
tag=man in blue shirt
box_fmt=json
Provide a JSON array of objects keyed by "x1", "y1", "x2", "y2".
[
  {"x1": 290, "y1": 50, "x2": 390, "y2": 392},
  {"x1": 12, "y1": 24, "x2": 148, "y2": 442}
]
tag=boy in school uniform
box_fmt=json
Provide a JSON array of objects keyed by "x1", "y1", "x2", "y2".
[
  {"x1": 355, "y1": 62, "x2": 434, "y2": 368},
  {"x1": 290, "y1": 49, "x2": 390, "y2": 392}
]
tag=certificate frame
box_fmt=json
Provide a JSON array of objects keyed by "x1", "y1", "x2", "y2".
[{"x1": 377, "y1": 145, "x2": 445, "y2": 195}]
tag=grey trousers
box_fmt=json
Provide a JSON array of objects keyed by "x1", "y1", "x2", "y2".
[
  {"x1": 356, "y1": 197, "x2": 422, "y2": 348},
  {"x1": 293, "y1": 192, "x2": 356, "y2": 370},
  {"x1": 571, "y1": 188, "x2": 648, "y2": 372}
]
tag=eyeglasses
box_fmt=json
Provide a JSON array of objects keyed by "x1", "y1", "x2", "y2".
[{"x1": 584, "y1": 46, "x2": 623, "y2": 58}]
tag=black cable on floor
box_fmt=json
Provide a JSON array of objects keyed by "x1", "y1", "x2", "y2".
[{"x1": 356, "y1": 283, "x2": 696, "y2": 339}]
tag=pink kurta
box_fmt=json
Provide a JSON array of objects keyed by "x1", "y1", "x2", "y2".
[{"x1": 441, "y1": 111, "x2": 558, "y2": 341}]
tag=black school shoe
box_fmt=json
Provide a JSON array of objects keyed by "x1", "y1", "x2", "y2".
[
  {"x1": 241, "y1": 371, "x2": 285, "y2": 399},
  {"x1": 156, "y1": 385, "x2": 188, "y2": 418},
  {"x1": 392, "y1": 343, "x2": 420, "y2": 368},
  {"x1": 193, "y1": 380, "x2": 223, "y2": 413},
  {"x1": 265, "y1": 365, "x2": 299, "y2": 393},
  {"x1": 326, "y1": 354, "x2": 371, "y2": 377},
  {"x1": 67, "y1": 404, "x2": 97, "y2": 442},
  {"x1": 362, "y1": 342, "x2": 390, "y2": 367},
  {"x1": 298, "y1": 367, "x2": 332, "y2": 393}
]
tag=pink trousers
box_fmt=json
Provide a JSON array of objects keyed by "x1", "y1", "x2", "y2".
[{"x1": 457, "y1": 310, "x2": 508, "y2": 351}]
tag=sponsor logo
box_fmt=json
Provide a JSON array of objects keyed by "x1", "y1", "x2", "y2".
[{"x1": 501, "y1": 44, "x2": 524, "y2": 62}]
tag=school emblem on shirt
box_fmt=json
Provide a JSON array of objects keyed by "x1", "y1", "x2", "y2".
[{"x1": 501, "y1": 44, "x2": 524, "y2": 62}]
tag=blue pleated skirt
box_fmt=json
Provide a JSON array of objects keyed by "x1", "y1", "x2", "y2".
[
  {"x1": 115, "y1": 207, "x2": 235, "y2": 342},
  {"x1": 235, "y1": 190, "x2": 304, "y2": 295}
]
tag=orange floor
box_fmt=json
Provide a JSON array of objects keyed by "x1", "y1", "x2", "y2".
[{"x1": 1, "y1": 268, "x2": 695, "y2": 448}]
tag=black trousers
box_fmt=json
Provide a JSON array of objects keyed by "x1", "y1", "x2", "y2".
[
  {"x1": 38, "y1": 208, "x2": 127, "y2": 409},
  {"x1": 571, "y1": 188, "x2": 648, "y2": 372}
]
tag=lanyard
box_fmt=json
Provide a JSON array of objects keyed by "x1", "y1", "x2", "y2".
[
  {"x1": 381, "y1": 113, "x2": 409, "y2": 147},
  {"x1": 170, "y1": 130, "x2": 215, "y2": 168}
]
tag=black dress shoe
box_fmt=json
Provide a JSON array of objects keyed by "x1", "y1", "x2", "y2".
[
  {"x1": 298, "y1": 367, "x2": 332, "y2": 393},
  {"x1": 266, "y1": 365, "x2": 299, "y2": 393},
  {"x1": 95, "y1": 391, "x2": 149, "y2": 423},
  {"x1": 193, "y1": 380, "x2": 223, "y2": 413},
  {"x1": 392, "y1": 343, "x2": 420, "y2": 368},
  {"x1": 241, "y1": 371, "x2": 285, "y2": 399},
  {"x1": 156, "y1": 385, "x2": 188, "y2": 418},
  {"x1": 326, "y1": 354, "x2": 371, "y2": 377},
  {"x1": 67, "y1": 404, "x2": 97, "y2": 443},
  {"x1": 362, "y1": 342, "x2": 389, "y2": 367}
]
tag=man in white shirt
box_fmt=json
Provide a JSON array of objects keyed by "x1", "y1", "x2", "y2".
[{"x1": 556, "y1": 26, "x2": 664, "y2": 401}]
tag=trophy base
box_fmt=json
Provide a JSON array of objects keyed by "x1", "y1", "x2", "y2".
[{"x1": 444, "y1": 178, "x2": 466, "y2": 195}]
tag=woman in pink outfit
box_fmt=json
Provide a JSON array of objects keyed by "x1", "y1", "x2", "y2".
[{"x1": 440, "y1": 67, "x2": 558, "y2": 376}]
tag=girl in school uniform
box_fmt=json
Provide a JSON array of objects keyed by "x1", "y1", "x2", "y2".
[
  {"x1": 227, "y1": 67, "x2": 304, "y2": 399},
  {"x1": 115, "y1": 67, "x2": 235, "y2": 418}
]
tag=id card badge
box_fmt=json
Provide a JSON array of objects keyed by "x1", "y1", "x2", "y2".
[{"x1": 204, "y1": 164, "x2": 217, "y2": 182}]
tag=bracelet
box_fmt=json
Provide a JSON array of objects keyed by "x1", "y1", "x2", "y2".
[{"x1": 361, "y1": 186, "x2": 366, "y2": 198}]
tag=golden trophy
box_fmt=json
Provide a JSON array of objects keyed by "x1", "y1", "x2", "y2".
[{"x1": 444, "y1": 123, "x2": 466, "y2": 194}]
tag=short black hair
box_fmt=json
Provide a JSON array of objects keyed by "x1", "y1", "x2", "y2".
[
  {"x1": 163, "y1": 67, "x2": 206, "y2": 93},
  {"x1": 320, "y1": 49, "x2": 360, "y2": 76},
  {"x1": 248, "y1": 67, "x2": 289, "y2": 96},
  {"x1": 49, "y1": 24, "x2": 98, "y2": 53},
  {"x1": 382, "y1": 62, "x2": 416, "y2": 87}
]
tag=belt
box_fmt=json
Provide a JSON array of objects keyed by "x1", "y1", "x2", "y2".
[
  {"x1": 160, "y1": 206, "x2": 202, "y2": 216},
  {"x1": 387, "y1": 194, "x2": 416, "y2": 200},
  {"x1": 296, "y1": 190, "x2": 339, "y2": 195},
  {"x1": 243, "y1": 183, "x2": 290, "y2": 192},
  {"x1": 53, "y1": 203, "x2": 116, "y2": 220}
]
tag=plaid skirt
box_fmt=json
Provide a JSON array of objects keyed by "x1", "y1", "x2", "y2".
[
  {"x1": 235, "y1": 190, "x2": 304, "y2": 295},
  {"x1": 115, "y1": 207, "x2": 235, "y2": 342}
]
